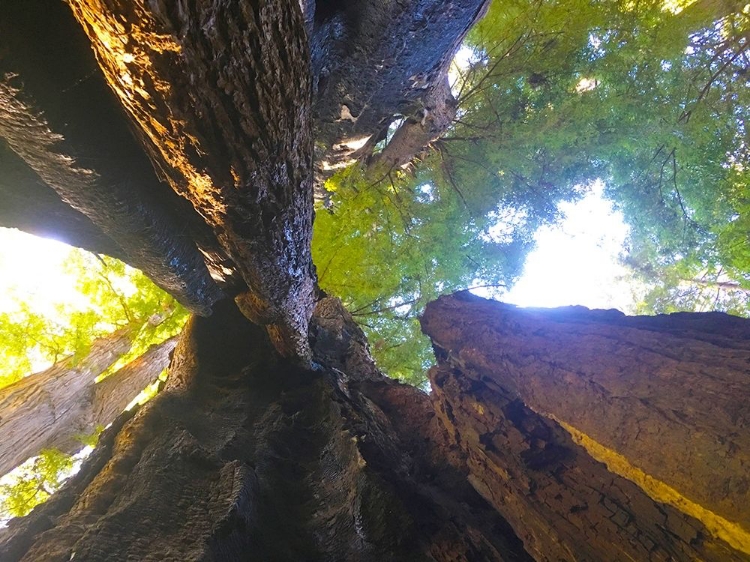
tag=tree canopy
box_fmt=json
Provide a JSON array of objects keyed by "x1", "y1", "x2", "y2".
[
  {"x1": 0, "y1": 0, "x2": 748, "y2": 525},
  {"x1": 311, "y1": 0, "x2": 749, "y2": 381}
]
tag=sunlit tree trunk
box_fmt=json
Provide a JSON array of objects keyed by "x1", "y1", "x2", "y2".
[
  {"x1": 0, "y1": 329, "x2": 177, "y2": 478},
  {"x1": 1, "y1": 1, "x2": 748, "y2": 561},
  {"x1": 0, "y1": 299, "x2": 530, "y2": 562},
  {"x1": 0, "y1": 329, "x2": 133, "y2": 476}
]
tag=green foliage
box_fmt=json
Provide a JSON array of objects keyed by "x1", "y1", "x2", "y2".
[
  {"x1": 313, "y1": 158, "x2": 540, "y2": 383},
  {"x1": 314, "y1": 0, "x2": 748, "y2": 381},
  {"x1": 458, "y1": 0, "x2": 749, "y2": 319},
  {"x1": 75, "y1": 425, "x2": 105, "y2": 449},
  {"x1": 0, "y1": 449, "x2": 73, "y2": 518},
  {"x1": 0, "y1": 249, "x2": 187, "y2": 391}
]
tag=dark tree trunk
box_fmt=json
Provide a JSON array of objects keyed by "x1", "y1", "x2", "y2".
[
  {"x1": 0, "y1": 0, "x2": 231, "y2": 315},
  {"x1": 309, "y1": 0, "x2": 489, "y2": 183},
  {"x1": 2, "y1": 294, "x2": 749, "y2": 561},
  {"x1": 0, "y1": 298, "x2": 530, "y2": 562},
  {"x1": 1, "y1": 2, "x2": 749, "y2": 561}
]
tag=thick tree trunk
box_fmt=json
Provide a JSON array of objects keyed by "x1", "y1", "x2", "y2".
[
  {"x1": 0, "y1": 299, "x2": 529, "y2": 562},
  {"x1": 0, "y1": 329, "x2": 134, "y2": 476},
  {"x1": 2, "y1": 294, "x2": 749, "y2": 561},
  {"x1": 0, "y1": 0, "x2": 229, "y2": 315},
  {"x1": 0, "y1": 0, "x2": 484, "y2": 286},
  {"x1": 65, "y1": 0, "x2": 317, "y2": 361},
  {"x1": 422, "y1": 292, "x2": 750, "y2": 559}
]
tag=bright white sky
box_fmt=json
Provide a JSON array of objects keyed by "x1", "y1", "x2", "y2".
[
  {"x1": 501, "y1": 182, "x2": 638, "y2": 312},
  {"x1": 0, "y1": 229, "x2": 84, "y2": 316}
]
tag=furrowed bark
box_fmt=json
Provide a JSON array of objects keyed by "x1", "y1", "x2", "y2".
[
  {"x1": 0, "y1": 328, "x2": 135, "y2": 477},
  {"x1": 310, "y1": 0, "x2": 489, "y2": 177},
  {"x1": 0, "y1": 1, "x2": 228, "y2": 314},
  {"x1": 0, "y1": 298, "x2": 530, "y2": 562},
  {"x1": 422, "y1": 292, "x2": 750, "y2": 558},
  {"x1": 65, "y1": 0, "x2": 317, "y2": 361},
  {"x1": 90, "y1": 336, "x2": 177, "y2": 433}
]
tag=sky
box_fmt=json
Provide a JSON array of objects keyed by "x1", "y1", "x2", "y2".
[
  {"x1": 0, "y1": 230, "x2": 85, "y2": 316},
  {"x1": 502, "y1": 182, "x2": 638, "y2": 312}
]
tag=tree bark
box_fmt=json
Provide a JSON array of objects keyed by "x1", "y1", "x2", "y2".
[
  {"x1": 89, "y1": 337, "x2": 177, "y2": 432},
  {"x1": 0, "y1": 140, "x2": 125, "y2": 261},
  {"x1": 422, "y1": 292, "x2": 750, "y2": 558},
  {"x1": 0, "y1": 299, "x2": 530, "y2": 562},
  {"x1": 309, "y1": 0, "x2": 489, "y2": 181},
  {"x1": 0, "y1": 329, "x2": 176, "y2": 478},
  {"x1": 3, "y1": 295, "x2": 749, "y2": 561},
  {"x1": 65, "y1": 0, "x2": 317, "y2": 361},
  {"x1": 0, "y1": 329, "x2": 134, "y2": 476}
]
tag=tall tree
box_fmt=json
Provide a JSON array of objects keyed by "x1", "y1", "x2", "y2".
[{"x1": 0, "y1": 0, "x2": 748, "y2": 561}]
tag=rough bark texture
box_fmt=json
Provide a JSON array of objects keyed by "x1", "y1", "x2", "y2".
[
  {"x1": 3, "y1": 2, "x2": 749, "y2": 560},
  {"x1": 368, "y1": 76, "x2": 457, "y2": 171},
  {"x1": 309, "y1": 0, "x2": 489, "y2": 179},
  {"x1": 0, "y1": 299, "x2": 530, "y2": 562},
  {"x1": 0, "y1": 329, "x2": 134, "y2": 476},
  {"x1": 422, "y1": 292, "x2": 750, "y2": 559},
  {"x1": 90, "y1": 336, "x2": 178, "y2": 433},
  {"x1": 66, "y1": 0, "x2": 317, "y2": 361},
  {"x1": 0, "y1": 0, "x2": 230, "y2": 314}
]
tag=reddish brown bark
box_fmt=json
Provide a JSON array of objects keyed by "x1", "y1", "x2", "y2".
[
  {"x1": 0, "y1": 1, "x2": 228, "y2": 314},
  {"x1": 4, "y1": 295, "x2": 749, "y2": 561},
  {"x1": 422, "y1": 292, "x2": 750, "y2": 559}
]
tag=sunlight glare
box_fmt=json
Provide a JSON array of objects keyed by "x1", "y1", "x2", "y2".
[
  {"x1": 501, "y1": 182, "x2": 638, "y2": 312},
  {"x1": 0, "y1": 229, "x2": 84, "y2": 315}
]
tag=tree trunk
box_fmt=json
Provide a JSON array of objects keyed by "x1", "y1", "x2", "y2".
[
  {"x1": 421, "y1": 292, "x2": 750, "y2": 559},
  {"x1": 0, "y1": 298, "x2": 529, "y2": 562},
  {"x1": 0, "y1": 329, "x2": 176, "y2": 478},
  {"x1": 90, "y1": 337, "x2": 177, "y2": 432},
  {"x1": 0, "y1": 329, "x2": 134, "y2": 476},
  {"x1": 2, "y1": 294, "x2": 749, "y2": 561},
  {"x1": 310, "y1": 0, "x2": 489, "y2": 182}
]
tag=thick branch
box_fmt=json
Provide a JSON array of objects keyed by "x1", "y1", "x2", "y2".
[
  {"x1": 66, "y1": 0, "x2": 317, "y2": 361},
  {"x1": 0, "y1": 141, "x2": 124, "y2": 259}
]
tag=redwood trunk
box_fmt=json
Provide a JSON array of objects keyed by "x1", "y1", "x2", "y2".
[
  {"x1": 422, "y1": 292, "x2": 750, "y2": 559},
  {"x1": 2, "y1": 295, "x2": 749, "y2": 561},
  {"x1": 0, "y1": 329, "x2": 134, "y2": 476},
  {"x1": 0, "y1": 299, "x2": 529, "y2": 562}
]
